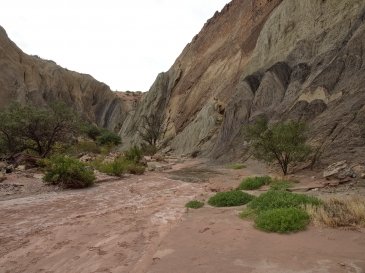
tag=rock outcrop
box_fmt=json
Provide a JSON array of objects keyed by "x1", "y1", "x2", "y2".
[
  {"x1": 121, "y1": 0, "x2": 365, "y2": 167},
  {"x1": 0, "y1": 26, "x2": 141, "y2": 131}
]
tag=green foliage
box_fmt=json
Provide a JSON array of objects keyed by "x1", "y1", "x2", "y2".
[
  {"x1": 124, "y1": 145, "x2": 143, "y2": 163},
  {"x1": 255, "y1": 208, "x2": 310, "y2": 233},
  {"x1": 269, "y1": 180, "x2": 295, "y2": 191},
  {"x1": 74, "y1": 141, "x2": 101, "y2": 154},
  {"x1": 126, "y1": 163, "x2": 145, "y2": 175},
  {"x1": 0, "y1": 102, "x2": 81, "y2": 157},
  {"x1": 92, "y1": 157, "x2": 127, "y2": 177},
  {"x1": 96, "y1": 130, "x2": 121, "y2": 146},
  {"x1": 248, "y1": 191, "x2": 321, "y2": 212},
  {"x1": 185, "y1": 200, "x2": 205, "y2": 209},
  {"x1": 238, "y1": 176, "x2": 272, "y2": 190},
  {"x1": 226, "y1": 163, "x2": 246, "y2": 170},
  {"x1": 82, "y1": 124, "x2": 102, "y2": 140},
  {"x1": 92, "y1": 156, "x2": 145, "y2": 177},
  {"x1": 245, "y1": 118, "x2": 311, "y2": 175},
  {"x1": 43, "y1": 155, "x2": 95, "y2": 189},
  {"x1": 208, "y1": 190, "x2": 255, "y2": 207}
]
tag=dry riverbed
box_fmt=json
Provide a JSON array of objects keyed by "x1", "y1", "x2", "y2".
[{"x1": 0, "y1": 159, "x2": 364, "y2": 273}]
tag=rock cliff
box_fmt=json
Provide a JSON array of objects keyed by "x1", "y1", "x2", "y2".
[
  {"x1": 121, "y1": 0, "x2": 365, "y2": 166},
  {"x1": 0, "y1": 26, "x2": 141, "y2": 131}
]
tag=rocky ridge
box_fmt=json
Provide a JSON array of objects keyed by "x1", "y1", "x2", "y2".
[{"x1": 0, "y1": 26, "x2": 141, "y2": 131}]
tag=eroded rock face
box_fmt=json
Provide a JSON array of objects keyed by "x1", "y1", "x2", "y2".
[
  {"x1": 121, "y1": 0, "x2": 365, "y2": 167},
  {"x1": 0, "y1": 26, "x2": 141, "y2": 131}
]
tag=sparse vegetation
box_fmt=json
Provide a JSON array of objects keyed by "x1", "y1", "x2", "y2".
[
  {"x1": 244, "y1": 118, "x2": 311, "y2": 175},
  {"x1": 255, "y1": 208, "x2": 310, "y2": 233},
  {"x1": 185, "y1": 200, "x2": 204, "y2": 209},
  {"x1": 238, "y1": 176, "x2": 272, "y2": 190},
  {"x1": 43, "y1": 155, "x2": 95, "y2": 189},
  {"x1": 305, "y1": 196, "x2": 365, "y2": 228},
  {"x1": 208, "y1": 190, "x2": 255, "y2": 207},
  {"x1": 226, "y1": 163, "x2": 246, "y2": 170}
]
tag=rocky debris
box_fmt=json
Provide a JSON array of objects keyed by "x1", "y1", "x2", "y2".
[
  {"x1": 323, "y1": 161, "x2": 355, "y2": 180},
  {"x1": 352, "y1": 164, "x2": 365, "y2": 179},
  {"x1": 79, "y1": 154, "x2": 96, "y2": 163},
  {"x1": 15, "y1": 165, "x2": 26, "y2": 172},
  {"x1": 12, "y1": 153, "x2": 40, "y2": 169}
]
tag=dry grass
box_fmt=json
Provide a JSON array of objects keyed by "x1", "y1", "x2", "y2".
[{"x1": 305, "y1": 196, "x2": 365, "y2": 228}]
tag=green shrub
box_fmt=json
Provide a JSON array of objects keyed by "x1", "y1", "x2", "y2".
[
  {"x1": 185, "y1": 200, "x2": 204, "y2": 209},
  {"x1": 74, "y1": 140, "x2": 101, "y2": 154},
  {"x1": 92, "y1": 157, "x2": 127, "y2": 177},
  {"x1": 269, "y1": 180, "x2": 294, "y2": 191},
  {"x1": 126, "y1": 163, "x2": 145, "y2": 175},
  {"x1": 248, "y1": 191, "x2": 321, "y2": 212},
  {"x1": 82, "y1": 124, "x2": 102, "y2": 140},
  {"x1": 92, "y1": 157, "x2": 145, "y2": 176},
  {"x1": 43, "y1": 156, "x2": 95, "y2": 189},
  {"x1": 238, "y1": 176, "x2": 272, "y2": 190},
  {"x1": 255, "y1": 208, "x2": 310, "y2": 233},
  {"x1": 124, "y1": 145, "x2": 143, "y2": 163},
  {"x1": 208, "y1": 190, "x2": 254, "y2": 207},
  {"x1": 96, "y1": 130, "x2": 121, "y2": 146}
]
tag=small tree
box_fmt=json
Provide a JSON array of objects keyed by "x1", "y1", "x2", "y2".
[
  {"x1": 0, "y1": 102, "x2": 81, "y2": 158},
  {"x1": 245, "y1": 118, "x2": 311, "y2": 175},
  {"x1": 138, "y1": 114, "x2": 163, "y2": 147}
]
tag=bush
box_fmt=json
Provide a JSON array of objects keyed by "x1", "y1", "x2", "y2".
[
  {"x1": 238, "y1": 176, "x2": 272, "y2": 190},
  {"x1": 126, "y1": 163, "x2": 145, "y2": 175},
  {"x1": 248, "y1": 191, "x2": 321, "y2": 212},
  {"x1": 96, "y1": 130, "x2": 121, "y2": 146},
  {"x1": 74, "y1": 141, "x2": 101, "y2": 154},
  {"x1": 124, "y1": 145, "x2": 143, "y2": 163},
  {"x1": 269, "y1": 180, "x2": 294, "y2": 191},
  {"x1": 208, "y1": 190, "x2": 255, "y2": 207},
  {"x1": 92, "y1": 157, "x2": 127, "y2": 177},
  {"x1": 92, "y1": 157, "x2": 145, "y2": 176},
  {"x1": 245, "y1": 118, "x2": 311, "y2": 175},
  {"x1": 82, "y1": 124, "x2": 102, "y2": 140},
  {"x1": 255, "y1": 208, "x2": 310, "y2": 233},
  {"x1": 185, "y1": 200, "x2": 204, "y2": 209},
  {"x1": 43, "y1": 156, "x2": 95, "y2": 189}
]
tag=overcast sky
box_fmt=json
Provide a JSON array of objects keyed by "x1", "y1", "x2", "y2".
[{"x1": 0, "y1": 0, "x2": 229, "y2": 91}]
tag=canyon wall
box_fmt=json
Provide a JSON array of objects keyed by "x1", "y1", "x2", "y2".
[{"x1": 121, "y1": 0, "x2": 365, "y2": 166}]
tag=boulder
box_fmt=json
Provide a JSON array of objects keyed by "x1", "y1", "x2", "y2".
[
  {"x1": 323, "y1": 161, "x2": 355, "y2": 179},
  {"x1": 352, "y1": 164, "x2": 365, "y2": 179}
]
